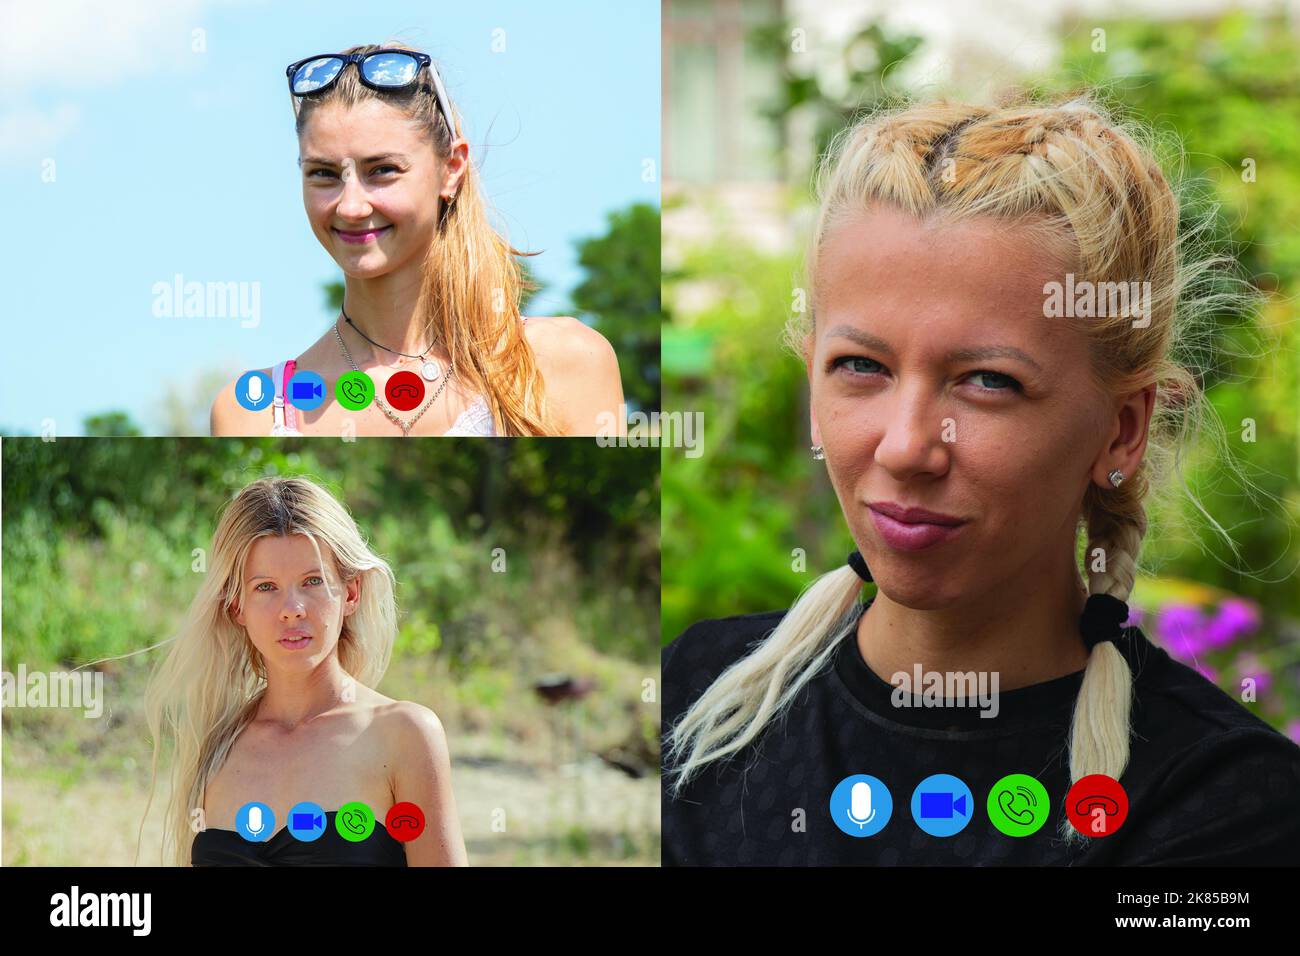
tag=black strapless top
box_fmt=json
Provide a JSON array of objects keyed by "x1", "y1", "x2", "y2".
[{"x1": 191, "y1": 810, "x2": 408, "y2": 867}]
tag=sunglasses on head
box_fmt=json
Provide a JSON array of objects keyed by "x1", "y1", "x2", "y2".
[{"x1": 286, "y1": 48, "x2": 455, "y2": 135}]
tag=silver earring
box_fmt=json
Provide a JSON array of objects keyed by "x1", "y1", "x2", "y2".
[
  {"x1": 1108, "y1": 468, "x2": 1125, "y2": 488},
  {"x1": 811, "y1": 445, "x2": 825, "y2": 460}
]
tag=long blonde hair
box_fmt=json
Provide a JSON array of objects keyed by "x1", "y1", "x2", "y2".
[
  {"x1": 294, "y1": 43, "x2": 558, "y2": 435},
  {"x1": 140, "y1": 476, "x2": 398, "y2": 865},
  {"x1": 667, "y1": 97, "x2": 1247, "y2": 827}
]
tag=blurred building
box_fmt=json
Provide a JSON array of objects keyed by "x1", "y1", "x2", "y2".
[
  {"x1": 663, "y1": 0, "x2": 796, "y2": 258},
  {"x1": 662, "y1": 0, "x2": 1288, "y2": 259}
]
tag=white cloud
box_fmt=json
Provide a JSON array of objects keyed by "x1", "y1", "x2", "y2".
[
  {"x1": 0, "y1": 0, "x2": 257, "y2": 163},
  {"x1": 0, "y1": 0, "x2": 210, "y2": 91},
  {"x1": 0, "y1": 103, "x2": 81, "y2": 162}
]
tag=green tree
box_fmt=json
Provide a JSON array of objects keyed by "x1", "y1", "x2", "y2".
[
  {"x1": 751, "y1": 19, "x2": 923, "y2": 173},
  {"x1": 571, "y1": 202, "x2": 662, "y2": 412},
  {"x1": 83, "y1": 411, "x2": 141, "y2": 437},
  {"x1": 1042, "y1": 11, "x2": 1300, "y2": 616}
]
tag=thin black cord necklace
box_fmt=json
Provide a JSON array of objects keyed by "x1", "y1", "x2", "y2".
[{"x1": 341, "y1": 303, "x2": 442, "y2": 382}]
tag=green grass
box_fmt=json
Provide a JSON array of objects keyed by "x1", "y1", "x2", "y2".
[{"x1": 3, "y1": 518, "x2": 660, "y2": 867}]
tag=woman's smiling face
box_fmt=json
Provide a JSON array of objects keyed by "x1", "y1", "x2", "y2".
[
  {"x1": 808, "y1": 204, "x2": 1113, "y2": 609},
  {"x1": 232, "y1": 534, "x2": 359, "y2": 674},
  {"x1": 298, "y1": 98, "x2": 455, "y2": 279}
]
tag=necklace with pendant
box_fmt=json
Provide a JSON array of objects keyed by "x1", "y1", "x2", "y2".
[
  {"x1": 341, "y1": 306, "x2": 443, "y2": 382},
  {"x1": 334, "y1": 320, "x2": 454, "y2": 436}
]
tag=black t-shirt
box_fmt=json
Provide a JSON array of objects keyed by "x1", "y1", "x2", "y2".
[{"x1": 662, "y1": 601, "x2": 1300, "y2": 866}]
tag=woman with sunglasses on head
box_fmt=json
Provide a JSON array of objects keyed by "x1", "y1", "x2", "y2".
[{"x1": 211, "y1": 44, "x2": 624, "y2": 437}]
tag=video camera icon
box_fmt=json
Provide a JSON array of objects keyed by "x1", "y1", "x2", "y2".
[
  {"x1": 287, "y1": 370, "x2": 327, "y2": 411},
  {"x1": 287, "y1": 801, "x2": 327, "y2": 842},
  {"x1": 911, "y1": 774, "x2": 974, "y2": 837},
  {"x1": 920, "y1": 791, "x2": 968, "y2": 819}
]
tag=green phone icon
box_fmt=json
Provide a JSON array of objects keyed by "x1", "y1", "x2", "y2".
[
  {"x1": 336, "y1": 371, "x2": 375, "y2": 410},
  {"x1": 335, "y1": 801, "x2": 376, "y2": 842},
  {"x1": 987, "y1": 774, "x2": 1049, "y2": 836}
]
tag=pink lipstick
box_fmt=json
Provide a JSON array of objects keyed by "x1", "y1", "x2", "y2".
[
  {"x1": 867, "y1": 501, "x2": 967, "y2": 553},
  {"x1": 334, "y1": 226, "x2": 391, "y2": 244}
]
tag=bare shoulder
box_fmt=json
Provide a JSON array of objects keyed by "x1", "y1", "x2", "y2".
[
  {"x1": 377, "y1": 699, "x2": 449, "y2": 752},
  {"x1": 210, "y1": 367, "x2": 274, "y2": 437},
  {"x1": 523, "y1": 315, "x2": 613, "y2": 366},
  {"x1": 211, "y1": 327, "x2": 336, "y2": 436},
  {"x1": 522, "y1": 316, "x2": 624, "y2": 435}
]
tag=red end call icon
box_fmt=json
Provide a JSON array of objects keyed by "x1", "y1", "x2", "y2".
[
  {"x1": 1065, "y1": 773, "x2": 1128, "y2": 837},
  {"x1": 385, "y1": 802, "x2": 426, "y2": 842},
  {"x1": 385, "y1": 371, "x2": 425, "y2": 411}
]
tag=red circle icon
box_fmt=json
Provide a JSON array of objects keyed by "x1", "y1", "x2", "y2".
[
  {"x1": 1065, "y1": 773, "x2": 1128, "y2": 837},
  {"x1": 384, "y1": 802, "x2": 426, "y2": 842},
  {"x1": 384, "y1": 371, "x2": 425, "y2": 411}
]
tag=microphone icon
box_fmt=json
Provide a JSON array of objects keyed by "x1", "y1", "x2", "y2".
[
  {"x1": 237, "y1": 801, "x2": 274, "y2": 842},
  {"x1": 236, "y1": 371, "x2": 273, "y2": 412},
  {"x1": 847, "y1": 781, "x2": 876, "y2": 829}
]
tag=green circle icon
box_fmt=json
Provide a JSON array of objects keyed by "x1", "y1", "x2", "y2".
[
  {"x1": 335, "y1": 802, "x2": 376, "y2": 842},
  {"x1": 335, "y1": 371, "x2": 375, "y2": 410},
  {"x1": 987, "y1": 774, "x2": 1050, "y2": 837}
]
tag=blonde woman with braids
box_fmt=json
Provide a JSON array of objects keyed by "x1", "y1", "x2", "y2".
[
  {"x1": 142, "y1": 476, "x2": 468, "y2": 866},
  {"x1": 662, "y1": 98, "x2": 1300, "y2": 866},
  {"x1": 211, "y1": 43, "x2": 624, "y2": 437}
]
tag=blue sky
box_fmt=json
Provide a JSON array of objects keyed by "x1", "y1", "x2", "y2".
[{"x1": 1, "y1": 0, "x2": 660, "y2": 435}]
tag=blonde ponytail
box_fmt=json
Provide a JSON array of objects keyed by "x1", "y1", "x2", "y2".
[
  {"x1": 672, "y1": 95, "x2": 1243, "y2": 824},
  {"x1": 417, "y1": 146, "x2": 559, "y2": 435},
  {"x1": 1057, "y1": 486, "x2": 1150, "y2": 841},
  {"x1": 666, "y1": 566, "x2": 863, "y2": 795}
]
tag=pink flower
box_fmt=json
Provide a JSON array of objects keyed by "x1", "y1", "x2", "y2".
[
  {"x1": 1158, "y1": 604, "x2": 1206, "y2": 660},
  {"x1": 1203, "y1": 598, "x2": 1262, "y2": 649}
]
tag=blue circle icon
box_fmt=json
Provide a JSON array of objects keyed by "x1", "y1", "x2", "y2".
[
  {"x1": 286, "y1": 369, "x2": 327, "y2": 411},
  {"x1": 829, "y1": 774, "x2": 892, "y2": 837},
  {"x1": 287, "y1": 801, "x2": 327, "y2": 842},
  {"x1": 235, "y1": 801, "x2": 276, "y2": 842},
  {"x1": 235, "y1": 370, "x2": 274, "y2": 412},
  {"x1": 911, "y1": 773, "x2": 974, "y2": 837}
]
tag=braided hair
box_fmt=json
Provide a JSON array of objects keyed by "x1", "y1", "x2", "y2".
[{"x1": 669, "y1": 98, "x2": 1238, "y2": 840}]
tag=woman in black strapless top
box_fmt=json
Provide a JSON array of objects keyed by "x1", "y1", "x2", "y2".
[
  {"x1": 192, "y1": 811, "x2": 407, "y2": 867},
  {"x1": 141, "y1": 477, "x2": 468, "y2": 867}
]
